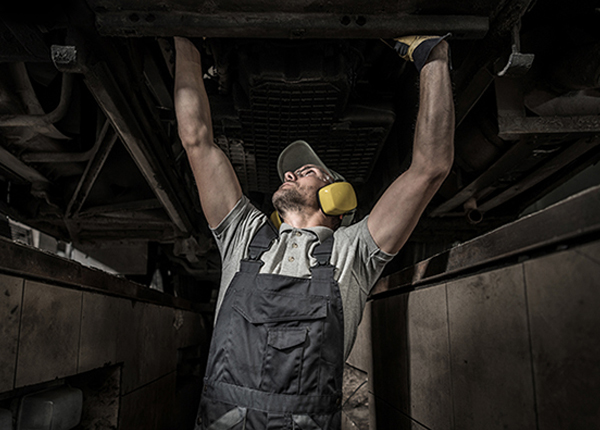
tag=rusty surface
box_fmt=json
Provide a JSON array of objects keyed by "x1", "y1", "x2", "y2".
[
  {"x1": 95, "y1": 12, "x2": 489, "y2": 39},
  {"x1": 0, "y1": 235, "x2": 213, "y2": 313},
  {"x1": 372, "y1": 184, "x2": 600, "y2": 296},
  {"x1": 498, "y1": 115, "x2": 600, "y2": 139}
]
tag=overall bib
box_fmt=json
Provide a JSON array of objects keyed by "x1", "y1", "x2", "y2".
[{"x1": 196, "y1": 222, "x2": 345, "y2": 430}]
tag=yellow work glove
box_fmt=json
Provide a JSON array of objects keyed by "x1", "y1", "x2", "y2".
[{"x1": 392, "y1": 33, "x2": 451, "y2": 72}]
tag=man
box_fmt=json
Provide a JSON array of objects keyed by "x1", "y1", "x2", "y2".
[{"x1": 175, "y1": 35, "x2": 454, "y2": 430}]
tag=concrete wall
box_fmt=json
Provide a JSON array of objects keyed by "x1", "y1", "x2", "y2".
[
  {"x1": 353, "y1": 239, "x2": 600, "y2": 429},
  {"x1": 0, "y1": 268, "x2": 207, "y2": 429}
]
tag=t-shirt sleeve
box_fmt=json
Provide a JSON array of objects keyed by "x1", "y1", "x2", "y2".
[
  {"x1": 210, "y1": 196, "x2": 267, "y2": 312},
  {"x1": 333, "y1": 216, "x2": 396, "y2": 295}
]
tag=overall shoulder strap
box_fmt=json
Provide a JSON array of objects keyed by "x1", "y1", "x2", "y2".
[
  {"x1": 247, "y1": 220, "x2": 278, "y2": 261},
  {"x1": 311, "y1": 235, "x2": 334, "y2": 266}
]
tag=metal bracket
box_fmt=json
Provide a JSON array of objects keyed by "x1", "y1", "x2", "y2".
[
  {"x1": 496, "y1": 24, "x2": 534, "y2": 77},
  {"x1": 51, "y1": 45, "x2": 83, "y2": 73}
]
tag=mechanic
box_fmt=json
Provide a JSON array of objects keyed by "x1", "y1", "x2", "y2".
[{"x1": 174, "y1": 35, "x2": 454, "y2": 430}]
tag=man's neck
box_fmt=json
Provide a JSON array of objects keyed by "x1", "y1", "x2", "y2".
[{"x1": 282, "y1": 210, "x2": 332, "y2": 229}]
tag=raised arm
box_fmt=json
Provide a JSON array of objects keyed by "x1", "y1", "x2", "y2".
[
  {"x1": 368, "y1": 41, "x2": 455, "y2": 254},
  {"x1": 174, "y1": 37, "x2": 242, "y2": 228}
]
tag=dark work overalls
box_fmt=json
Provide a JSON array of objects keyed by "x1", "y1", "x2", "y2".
[{"x1": 196, "y1": 222, "x2": 345, "y2": 430}]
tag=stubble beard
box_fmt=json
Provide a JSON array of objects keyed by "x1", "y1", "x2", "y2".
[{"x1": 272, "y1": 185, "x2": 312, "y2": 218}]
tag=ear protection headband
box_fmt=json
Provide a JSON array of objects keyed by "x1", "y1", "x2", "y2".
[{"x1": 270, "y1": 181, "x2": 357, "y2": 229}]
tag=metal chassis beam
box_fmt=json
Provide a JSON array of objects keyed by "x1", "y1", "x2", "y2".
[
  {"x1": 66, "y1": 119, "x2": 117, "y2": 218},
  {"x1": 478, "y1": 136, "x2": 600, "y2": 212},
  {"x1": 498, "y1": 115, "x2": 600, "y2": 140},
  {"x1": 0, "y1": 145, "x2": 49, "y2": 184},
  {"x1": 433, "y1": 76, "x2": 600, "y2": 216},
  {"x1": 372, "y1": 184, "x2": 600, "y2": 296},
  {"x1": 64, "y1": 39, "x2": 198, "y2": 236},
  {"x1": 95, "y1": 12, "x2": 489, "y2": 39}
]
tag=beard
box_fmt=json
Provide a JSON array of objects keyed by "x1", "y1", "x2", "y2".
[{"x1": 272, "y1": 184, "x2": 314, "y2": 217}]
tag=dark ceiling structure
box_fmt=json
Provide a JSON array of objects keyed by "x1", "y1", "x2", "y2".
[{"x1": 1, "y1": 0, "x2": 599, "y2": 300}]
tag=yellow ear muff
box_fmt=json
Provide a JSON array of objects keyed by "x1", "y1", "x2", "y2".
[
  {"x1": 318, "y1": 182, "x2": 357, "y2": 216},
  {"x1": 270, "y1": 210, "x2": 283, "y2": 229}
]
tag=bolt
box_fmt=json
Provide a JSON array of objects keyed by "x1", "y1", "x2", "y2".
[
  {"x1": 290, "y1": 28, "x2": 305, "y2": 38},
  {"x1": 356, "y1": 16, "x2": 367, "y2": 26},
  {"x1": 129, "y1": 13, "x2": 140, "y2": 22},
  {"x1": 340, "y1": 16, "x2": 351, "y2": 26}
]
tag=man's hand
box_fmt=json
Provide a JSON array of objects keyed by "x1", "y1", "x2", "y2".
[
  {"x1": 174, "y1": 37, "x2": 242, "y2": 228},
  {"x1": 368, "y1": 41, "x2": 454, "y2": 254}
]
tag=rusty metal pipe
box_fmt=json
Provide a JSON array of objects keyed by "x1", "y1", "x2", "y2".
[
  {"x1": 464, "y1": 197, "x2": 483, "y2": 225},
  {"x1": 0, "y1": 72, "x2": 74, "y2": 127}
]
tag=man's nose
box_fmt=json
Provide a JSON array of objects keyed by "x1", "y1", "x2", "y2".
[{"x1": 284, "y1": 171, "x2": 297, "y2": 182}]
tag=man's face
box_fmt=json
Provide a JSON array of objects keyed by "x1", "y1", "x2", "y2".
[{"x1": 272, "y1": 164, "x2": 332, "y2": 216}]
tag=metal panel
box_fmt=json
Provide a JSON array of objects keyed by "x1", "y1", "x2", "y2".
[
  {"x1": 78, "y1": 292, "x2": 122, "y2": 373},
  {"x1": 406, "y1": 285, "x2": 453, "y2": 429},
  {"x1": 119, "y1": 372, "x2": 176, "y2": 430},
  {"x1": 447, "y1": 265, "x2": 535, "y2": 430},
  {"x1": 370, "y1": 392, "x2": 429, "y2": 430},
  {"x1": 0, "y1": 274, "x2": 23, "y2": 393},
  {"x1": 117, "y1": 300, "x2": 146, "y2": 394},
  {"x1": 15, "y1": 281, "x2": 82, "y2": 388},
  {"x1": 524, "y1": 241, "x2": 600, "y2": 429},
  {"x1": 118, "y1": 303, "x2": 177, "y2": 394},
  {"x1": 370, "y1": 294, "x2": 409, "y2": 415}
]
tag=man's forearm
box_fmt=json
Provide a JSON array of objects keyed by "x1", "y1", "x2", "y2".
[
  {"x1": 174, "y1": 37, "x2": 213, "y2": 150},
  {"x1": 367, "y1": 40, "x2": 455, "y2": 254},
  {"x1": 412, "y1": 41, "x2": 455, "y2": 180}
]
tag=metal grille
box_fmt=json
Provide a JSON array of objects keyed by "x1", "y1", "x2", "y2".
[{"x1": 217, "y1": 81, "x2": 394, "y2": 194}]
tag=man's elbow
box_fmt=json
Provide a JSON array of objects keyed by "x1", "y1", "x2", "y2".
[
  {"x1": 178, "y1": 124, "x2": 211, "y2": 151},
  {"x1": 415, "y1": 151, "x2": 454, "y2": 185}
]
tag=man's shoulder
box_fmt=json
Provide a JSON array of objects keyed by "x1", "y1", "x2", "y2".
[
  {"x1": 332, "y1": 217, "x2": 369, "y2": 241},
  {"x1": 211, "y1": 195, "x2": 268, "y2": 251}
]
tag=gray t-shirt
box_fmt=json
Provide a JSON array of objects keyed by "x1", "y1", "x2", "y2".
[{"x1": 211, "y1": 196, "x2": 395, "y2": 358}]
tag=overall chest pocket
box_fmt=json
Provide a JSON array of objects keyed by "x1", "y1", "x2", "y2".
[{"x1": 232, "y1": 291, "x2": 328, "y2": 394}]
